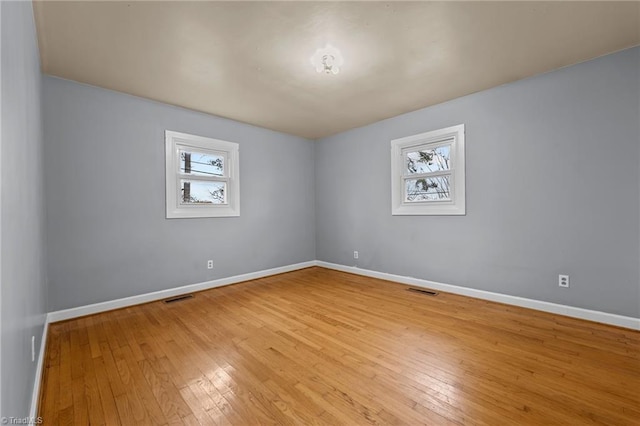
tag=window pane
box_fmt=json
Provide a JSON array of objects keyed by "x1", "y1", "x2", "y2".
[
  {"x1": 180, "y1": 150, "x2": 224, "y2": 177},
  {"x1": 406, "y1": 145, "x2": 451, "y2": 174},
  {"x1": 180, "y1": 180, "x2": 226, "y2": 204},
  {"x1": 405, "y1": 176, "x2": 451, "y2": 202}
]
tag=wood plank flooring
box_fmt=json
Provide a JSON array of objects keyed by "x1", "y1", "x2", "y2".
[{"x1": 39, "y1": 267, "x2": 640, "y2": 425}]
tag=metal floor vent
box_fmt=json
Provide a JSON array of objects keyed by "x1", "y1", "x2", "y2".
[
  {"x1": 163, "y1": 294, "x2": 194, "y2": 304},
  {"x1": 407, "y1": 288, "x2": 439, "y2": 296}
]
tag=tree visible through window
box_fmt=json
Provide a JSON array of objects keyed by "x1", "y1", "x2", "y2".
[
  {"x1": 180, "y1": 151, "x2": 225, "y2": 204},
  {"x1": 391, "y1": 124, "x2": 465, "y2": 215},
  {"x1": 165, "y1": 131, "x2": 240, "y2": 218},
  {"x1": 405, "y1": 145, "x2": 451, "y2": 202}
]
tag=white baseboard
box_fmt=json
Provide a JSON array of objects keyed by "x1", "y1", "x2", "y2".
[
  {"x1": 47, "y1": 259, "x2": 640, "y2": 330},
  {"x1": 29, "y1": 320, "x2": 49, "y2": 420},
  {"x1": 47, "y1": 261, "x2": 317, "y2": 323},
  {"x1": 317, "y1": 261, "x2": 640, "y2": 331}
]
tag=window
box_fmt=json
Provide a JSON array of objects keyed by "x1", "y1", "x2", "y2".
[
  {"x1": 165, "y1": 130, "x2": 239, "y2": 218},
  {"x1": 391, "y1": 124, "x2": 465, "y2": 215}
]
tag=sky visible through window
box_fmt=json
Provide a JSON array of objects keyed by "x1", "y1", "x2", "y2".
[
  {"x1": 405, "y1": 144, "x2": 451, "y2": 201},
  {"x1": 180, "y1": 151, "x2": 225, "y2": 203}
]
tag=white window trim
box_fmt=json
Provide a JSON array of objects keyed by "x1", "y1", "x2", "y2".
[
  {"x1": 165, "y1": 130, "x2": 240, "y2": 218},
  {"x1": 391, "y1": 124, "x2": 465, "y2": 215}
]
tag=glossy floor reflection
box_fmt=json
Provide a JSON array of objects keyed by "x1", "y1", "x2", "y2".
[{"x1": 39, "y1": 267, "x2": 640, "y2": 425}]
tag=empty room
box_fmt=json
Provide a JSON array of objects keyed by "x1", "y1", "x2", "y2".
[{"x1": 1, "y1": 1, "x2": 639, "y2": 425}]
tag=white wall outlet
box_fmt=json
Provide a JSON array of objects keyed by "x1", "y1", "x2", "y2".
[
  {"x1": 207, "y1": 260, "x2": 214, "y2": 269},
  {"x1": 559, "y1": 274, "x2": 569, "y2": 288},
  {"x1": 31, "y1": 336, "x2": 35, "y2": 362},
  {"x1": 353, "y1": 251, "x2": 359, "y2": 259}
]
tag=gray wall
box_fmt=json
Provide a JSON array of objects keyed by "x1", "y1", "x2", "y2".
[
  {"x1": 43, "y1": 76, "x2": 316, "y2": 311},
  {"x1": 316, "y1": 47, "x2": 640, "y2": 318},
  {"x1": 1, "y1": 1, "x2": 48, "y2": 418}
]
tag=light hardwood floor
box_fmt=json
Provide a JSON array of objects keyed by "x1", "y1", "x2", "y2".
[{"x1": 39, "y1": 267, "x2": 639, "y2": 425}]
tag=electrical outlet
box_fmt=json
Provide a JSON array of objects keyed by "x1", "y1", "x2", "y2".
[
  {"x1": 207, "y1": 260, "x2": 214, "y2": 269},
  {"x1": 353, "y1": 251, "x2": 359, "y2": 259},
  {"x1": 559, "y1": 274, "x2": 569, "y2": 288},
  {"x1": 31, "y1": 336, "x2": 35, "y2": 362}
]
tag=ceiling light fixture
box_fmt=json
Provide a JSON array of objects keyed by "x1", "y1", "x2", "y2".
[{"x1": 310, "y1": 44, "x2": 343, "y2": 75}]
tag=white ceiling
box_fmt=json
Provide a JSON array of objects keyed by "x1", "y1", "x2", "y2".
[{"x1": 34, "y1": 1, "x2": 640, "y2": 139}]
